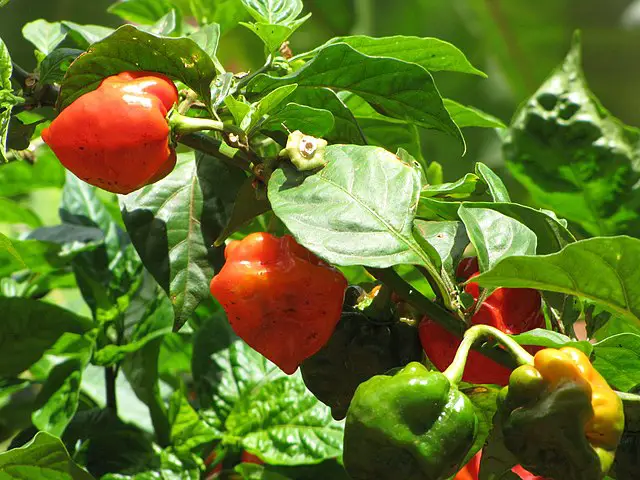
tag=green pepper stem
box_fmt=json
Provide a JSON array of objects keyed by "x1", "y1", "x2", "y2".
[
  {"x1": 168, "y1": 110, "x2": 246, "y2": 140},
  {"x1": 443, "y1": 324, "x2": 534, "y2": 385}
]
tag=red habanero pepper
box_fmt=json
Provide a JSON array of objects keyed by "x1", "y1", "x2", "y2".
[
  {"x1": 209, "y1": 232, "x2": 347, "y2": 374},
  {"x1": 43, "y1": 71, "x2": 179, "y2": 194},
  {"x1": 420, "y1": 257, "x2": 544, "y2": 385}
]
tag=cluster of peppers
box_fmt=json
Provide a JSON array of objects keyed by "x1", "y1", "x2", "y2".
[{"x1": 43, "y1": 71, "x2": 626, "y2": 480}]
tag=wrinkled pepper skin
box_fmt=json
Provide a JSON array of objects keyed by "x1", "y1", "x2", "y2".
[
  {"x1": 43, "y1": 71, "x2": 178, "y2": 194},
  {"x1": 300, "y1": 311, "x2": 422, "y2": 420},
  {"x1": 209, "y1": 232, "x2": 347, "y2": 374},
  {"x1": 499, "y1": 347, "x2": 624, "y2": 480},
  {"x1": 344, "y1": 362, "x2": 478, "y2": 480},
  {"x1": 420, "y1": 257, "x2": 544, "y2": 385}
]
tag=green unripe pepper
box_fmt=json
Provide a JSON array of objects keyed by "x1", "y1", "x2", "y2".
[{"x1": 343, "y1": 362, "x2": 479, "y2": 480}]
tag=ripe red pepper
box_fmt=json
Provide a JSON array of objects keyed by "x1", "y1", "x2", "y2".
[
  {"x1": 43, "y1": 71, "x2": 179, "y2": 194},
  {"x1": 420, "y1": 257, "x2": 544, "y2": 385},
  {"x1": 210, "y1": 232, "x2": 347, "y2": 374},
  {"x1": 454, "y1": 450, "x2": 548, "y2": 480}
]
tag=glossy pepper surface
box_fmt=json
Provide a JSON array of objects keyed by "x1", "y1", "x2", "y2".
[
  {"x1": 209, "y1": 232, "x2": 347, "y2": 374},
  {"x1": 498, "y1": 347, "x2": 624, "y2": 480},
  {"x1": 420, "y1": 257, "x2": 544, "y2": 385},
  {"x1": 43, "y1": 71, "x2": 179, "y2": 194},
  {"x1": 453, "y1": 450, "x2": 547, "y2": 480},
  {"x1": 343, "y1": 362, "x2": 478, "y2": 480}
]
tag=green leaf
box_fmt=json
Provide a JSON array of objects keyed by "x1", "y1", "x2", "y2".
[
  {"x1": 61, "y1": 171, "x2": 143, "y2": 325},
  {"x1": 300, "y1": 35, "x2": 485, "y2": 76},
  {"x1": 473, "y1": 236, "x2": 640, "y2": 325},
  {"x1": 61, "y1": 22, "x2": 115, "y2": 49},
  {"x1": 228, "y1": 373, "x2": 344, "y2": 465},
  {"x1": 0, "y1": 147, "x2": 66, "y2": 196},
  {"x1": 0, "y1": 431, "x2": 95, "y2": 480},
  {"x1": 444, "y1": 99, "x2": 506, "y2": 129},
  {"x1": 168, "y1": 390, "x2": 217, "y2": 452},
  {"x1": 242, "y1": 16, "x2": 309, "y2": 54},
  {"x1": 121, "y1": 152, "x2": 245, "y2": 331},
  {"x1": 462, "y1": 386, "x2": 500, "y2": 464},
  {"x1": 22, "y1": 19, "x2": 67, "y2": 54},
  {"x1": 593, "y1": 334, "x2": 640, "y2": 392},
  {"x1": 38, "y1": 48, "x2": 83, "y2": 85},
  {"x1": 503, "y1": 33, "x2": 640, "y2": 237},
  {"x1": 458, "y1": 204, "x2": 537, "y2": 272},
  {"x1": 0, "y1": 297, "x2": 91, "y2": 377},
  {"x1": 215, "y1": 176, "x2": 271, "y2": 246},
  {"x1": 475, "y1": 163, "x2": 510, "y2": 202},
  {"x1": 107, "y1": 0, "x2": 176, "y2": 25},
  {"x1": 188, "y1": 0, "x2": 248, "y2": 33},
  {"x1": 57, "y1": 25, "x2": 216, "y2": 111},
  {"x1": 188, "y1": 23, "x2": 221, "y2": 61},
  {"x1": 269, "y1": 145, "x2": 432, "y2": 268},
  {"x1": 0, "y1": 234, "x2": 66, "y2": 277},
  {"x1": 99, "y1": 445, "x2": 200, "y2": 480},
  {"x1": 421, "y1": 173, "x2": 481, "y2": 199},
  {"x1": 511, "y1": 329, "x2": 593, "y2": 355},
  {"x1": 245, "y1": 83, "x2": 298, "y2": 130},
  {"x1": 32, "y1": 358, "x2": 85, "y2": 437},
  {"x1": 0, "y1": 198, "x2": 42, "y2": 226},
  {"x1": 241, "y1": 0, "x2": 303, "y2": 24},
  {"x1": 194, "y1": 316, "x2": 274, "y2": 436},
  {"x1": 92, "y1": 272, "x2": 173, "y2": 366},
  {"x1": 0, "y1": 37, "x2": 22, "y2": 164},
  {"x1": 285, "y1": 88, "x2": 364, "y2": 145},
  {"x1": 248, "y1": 43, "x2": 463, "y2": 146},
  {"x1": 262, "y1": 103, "x2": 335, "y2": 137},
  {"x1": 144, "y1": 10, "x2": 178, "y2": 36},
  {"x1": 236, "y1": 464, "x2": 292, "y2": 480},
  {"x1": 413, "y1": 220, "x2": 468, "y2": 273}
]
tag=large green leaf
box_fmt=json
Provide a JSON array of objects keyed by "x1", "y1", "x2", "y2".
[
  {"x1": 262, "y1": 102, "x2": 335, "y2": 137},
  {"x1": 61, "y1": 171, "x2": 142, "y2": 325},
  {"x1": 443, "y1": 99, "x2": 505, "y2": 129},
  {"x1": 592, "y1": 334, "x2": 640, "y2": 392},
  {"x1": 474, "y1": 236, "x2": 640, "y2": 325},
  {"x1": 57, "y1": 25, "x2": 216, "y2": 110},
  {"x1": 194, "y1": 316, "x2": 275, "y2": 436},
  {"x1": 248, "y1": 43, "x2": 462, "y2": 145},
  {"x1": 0, "y1": 233, "x2": 66, "y2": 276},
  {"x1": 413, "y1": 220, "x2": 468, "y2": 273},
  {"x1": 168, "y1": 390, "x2": 217, "y2": 452},
  {"x1": 189, "y1": 0, "x2": 248, "y2": 32},
  {"x1": 0, "y1": 297, "x2": 91, "y2": 377},
  {"x1": 300, "y1": 35, "x2": 485, "y2": 76},
  {"x1": 39, "y1": 48, "x2": 83, "y2": 85},
  {"x1": 503, "y1": 34, "x2": 640, "y2": 237},
  {"x1": 269, "y1": 145, "x2": 430, "y2": 268},
  {"x1": 121, "y1": 152, "x2": 245, "y2": 330},
  {"x1": 228, "y1": 373, "x2": 344, "y2": 465},
  {"x1": 0, "y1": 37, "x2": 23, "y2": 164},
  {"x1": 458, "y1": 204, "x2": 537, "y2": 272},
  {"x1": 0, "y1": 431, "x2": 95, "y2": 480}
]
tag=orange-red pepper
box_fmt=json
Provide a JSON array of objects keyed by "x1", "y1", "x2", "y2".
[
  {"x1": 43, "y1": 71, "x2": 178, "y2": 194},
  {"x1": 210, "y1": 233, "x2": 347, "y2": 374}
]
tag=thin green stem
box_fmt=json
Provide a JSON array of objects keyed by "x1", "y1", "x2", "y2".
[
  {"x1": 617, "y1": 391, "x2": 640, "y2": 404},
  {"x1": 178, "y1": 132, "x2": 252, "y2": 172},
  {"x1": 169, "y1": 111, "x2": 246, "y2": 140},
  {"x1": 443, "y1": 324, "x2": 534, "y2": 384},
  {"x1": 235, "y1": 55, "x2": 273, "y2": 92},
  {"x1": 105, "y1": 366, "x2": 118, "y2": 412}
]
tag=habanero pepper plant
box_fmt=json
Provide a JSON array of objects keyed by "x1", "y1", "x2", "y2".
[{"x1": 1, "y1": 1, "x2": 640, "y2": 479}]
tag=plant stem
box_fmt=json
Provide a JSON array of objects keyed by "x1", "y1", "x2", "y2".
[
  {"x1": 368, "y1": 267, "x2": 518, "y2": 369},
  {"x1": 444, "y1": 324, "x2": 534, "y2": 384},
  {"x1": 178, "y1": 133, "x2": 252, "y2": 172},
  {"x1": 235, "y1": 55, "x2": 273, "y2": 92},
  {"x1": 169, "y1": 111, "x2": 246, "y2": 140},
  {"x1": 105, "y1": 366, "x2": 118, "y2": 412}
]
